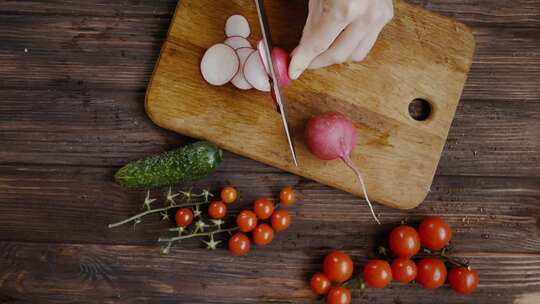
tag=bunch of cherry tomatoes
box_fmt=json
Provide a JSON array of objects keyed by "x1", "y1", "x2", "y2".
[
  {"x1": 229, "y1": 186, "x2": 295, "y2": 256},
  {"x1": 310, "y1": 217, "x2": 479, "y2": 304},
  {"x1": 174, "y1": 186, "x2": 242, "y2": 227},
  {"x1": 174, "y1": 186, "x2": 296, "y2": 256}
]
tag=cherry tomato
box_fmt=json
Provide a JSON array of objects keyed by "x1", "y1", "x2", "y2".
[
  {"x1": 418, "y1": 216, "x2": 452, "y2": 251},
  {"x1": 175, "y1": 208, "x2": 193, "y2": 227},
  {"x1": 252, "y1": 223, "x2": 274, "y2": 246},
  {"x1": 363, "y1": 259, "x2": 392, "y2": 288},
  {"x1": 220, "y1": 186, "x2": 238, "y2": 204},
  {"x1": 253, "y1": 198, "x2": 275, "y2": 220},
  {"x1": 416, "y1": 258, "x2": 447, "y2": 289},
  {"x1": 271, "y1": 209, "x2": 292, "y2": 232},
  {"x1": 236, "y1": 210, "x2": 258, "y2": 232},
  {"x1": 388, "y1": 225, "x2": 421, "y2": 258},
  {"x1": 323, "y1": 251, "x2": 354, "y2": 283},
  {"x1": 449, "y1": 267, "x2": 479, "y2": 294},
  {"x1": 228, "y1": 232, "x2": 250, "y2": 256},
  {"x1": 391, "y1": 258, "x2": 417, "y2": 283},
  {"x1": 310, "y1": 272, "x2": 331, "y2": 295},
  {"x1": 326, "y1": 287, "x2": 351, "y2": 304},
  {"x1": 279, "y1": 186, "x2": 296, "y2": 205},
  {"x1": 208, "y1": 201, "x2": 227, "y2": 219}
]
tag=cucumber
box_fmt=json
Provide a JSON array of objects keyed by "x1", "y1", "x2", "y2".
[{"x1": 114, "y1": 141, "x2": 223, "y2": 189}]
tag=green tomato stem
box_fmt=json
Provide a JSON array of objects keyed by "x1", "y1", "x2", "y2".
[
  {"x1": 108, "y1": 200, "x2": 211, "y2": 229},
  {"x1": 157, "y1": 227, "x2": 239, "y2": 243}
]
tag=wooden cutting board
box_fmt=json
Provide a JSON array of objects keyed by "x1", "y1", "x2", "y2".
[{"x1": 146, "y1": 0, "x2": 475, "y2": 209}]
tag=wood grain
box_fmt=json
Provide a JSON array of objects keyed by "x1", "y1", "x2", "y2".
[
  {"x1": 0, "y1": 0, "x2": 539, "y2": 303},
  {"x1": 1, "y1": 89, "x2": 538, "y2": 176},
  {"x1": 1, "y1": 16, "x2": 536, "y2": 100},
  {"x1": 147, "y1": 0, "x2": 476, "y2": 209},
  {"x1": 0, "y1": 164, "x2": 538, "y2": 253},
  {"x1": 1, "y1": 242, "x2": 539, "y2": 304}
]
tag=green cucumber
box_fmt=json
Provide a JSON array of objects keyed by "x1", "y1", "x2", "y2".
[{"x1": 114, "y1": 141, "x2": 223, "y2": 189}]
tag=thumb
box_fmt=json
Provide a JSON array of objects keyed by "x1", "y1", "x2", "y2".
[{"x1": 289, "y1": 19, "x2": 348, "y2": 80}]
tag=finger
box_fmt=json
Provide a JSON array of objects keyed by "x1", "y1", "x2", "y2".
[
  {"x1": 308, "y1": 19, "x2": 370, "y2": 70},
  {"x1": 288, "y1": 17, "x2": 349, "y2": 80},
  {"x1": 349, "y1": 25, "x2": 383, "y2": 62}
]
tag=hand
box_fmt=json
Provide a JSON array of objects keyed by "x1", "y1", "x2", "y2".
[{"x1": 289, "y1": 0, "x2": 394, "y2": 80}]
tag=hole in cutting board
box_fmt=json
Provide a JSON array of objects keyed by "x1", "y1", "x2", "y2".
[{"x1": 408, "y1": 99, "x2": 432, "y2": 121}]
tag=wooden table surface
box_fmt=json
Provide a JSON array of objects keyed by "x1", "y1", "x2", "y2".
[{"x1": 0, "y1": 1, "x2": 538, "y2": 303}]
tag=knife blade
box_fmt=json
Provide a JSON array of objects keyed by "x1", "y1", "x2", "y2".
[{"x1": 254, "y1": 0, "x2": 299, "y2": 166}]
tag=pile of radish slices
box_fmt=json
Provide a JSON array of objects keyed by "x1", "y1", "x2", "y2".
[{"x1": 200, "y1": 15, "x2": 291, "y2": 92}]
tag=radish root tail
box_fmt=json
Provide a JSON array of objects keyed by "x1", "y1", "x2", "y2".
[{"x1": 342, "y1": 156, "x2": 381, "y2": 225}]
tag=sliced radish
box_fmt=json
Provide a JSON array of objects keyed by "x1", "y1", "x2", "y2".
[
  {"x1": 225, "y1": 15, "x2": 250, "y2": 38},
  {"x1": 257, "y1": 40, "x2": 270, "y2": 74},
  {"x1": 224, "y1": 36, "x2": 251, "y2": 50},
  {"x1": 231, "y1": 47, "x2": 255, "y2": 90},
  {"x1": 200, "y1": 43, "x2": 239, "y2": 86},
  {"x1": 243, "y1": 51, "x2": 270, "y2": 92}
]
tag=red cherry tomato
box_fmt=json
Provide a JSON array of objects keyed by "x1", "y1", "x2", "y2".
[
  {"x1": 391, "y1": 258, "x2": 417, "y2": 283},
  {"x1": 416, "y1": 258, "x2": 447, "y2": 289},
  {"x1": 279, "y1": 186, "x2": 296, "y2": 205},
  {"x1": 220, "y1": 186, "x2": 238, "y2": 204},
  {"x1": 388, "y1": 225, "x2": 421, "y2": 258},
  {"x1": 208, "y1": 201, "x2": 227, "y2": 219},
  {"x1": 228, "y1": 232, "x2": 250, "y2": 256},
  {"x1": 252, "y1": 223, "x2": 274, "y2": 246},
  {"x1": 253, "y1": 198, "x2": 275, "y2": 220},
  {"x1": 310, "y1": 272, "x2": 331, "y2": 295},
  {"x1": 449, "y1": 267, "x2": 479, "y2": 294},
  {"x1": 323, "y1": 251, "x2": 354, "y2": 283},
  {"x1": 363, "y1": 259, "x2": 392, "y2": 288},
  {"x1": 326, "y1": 287, "x2": 351, "y2": 304},
  {"x1": 271, "y1": 209, "x2": 292, "y2": 232},
  {"x1": 175, "y1": 208, "x2": 193, "y2": 227},
  {"x1": 236, "y1": 210, "x2": 258, "y2": 232},
  {"x1": 418, "y1": 216, "x2": 452, "y2": 251}
]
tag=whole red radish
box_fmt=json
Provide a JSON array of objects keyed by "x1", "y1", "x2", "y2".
[{"x1": 304, "y1": 112, "x2": 380, "y2": 224}]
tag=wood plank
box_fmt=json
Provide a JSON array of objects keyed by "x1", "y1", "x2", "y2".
[
  {"x1": 463, "y1": 27, "x2": 540, "y2": 102},
  {"x1": 0, "y1": 15, "x2": 537, "y2": 101},
  {"x1": 440, "y1": 99, "x2": 540, "y2": 177},
  {"x1": 0, "y1": 164, "x2": 538, "y2": 253},
  {"x1": 0, "y1": 15, "x2": 168, "y2": 91},
  {"x1": 0, "y1": 0, "x2": 176, "y2": 18},
  {"x1": 1, "y1": 0, "x2": 538, "y2": 27},
  {"x1": 1, "y1": 90, "x2": 537, "y2": 177},
  {"x1": 408, "y1": 0, "x2": 540, "y2": 27},
  {"x1": 0, "y1": 241, "x2": 539, "y2": 303}
]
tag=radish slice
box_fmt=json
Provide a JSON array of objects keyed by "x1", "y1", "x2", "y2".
[
  {"x1": 257, "y1": 40, "x2": 270, "y2": 74},
  {"x1": 231, "y1": 47, "x2": 255, "y2": 90},
  {"x1": 243, "y1": 51, "x2": 270, "y2": 92},
  {"x1": 225, "y1": 15, "x2": 250, "y2": 38},
  {"x1": 200, "y1": 43, "x2": 239, "y2": 86},
  {"x1": 224, "y1": 36, "x2": 251, "y2": 50}
]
